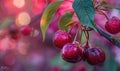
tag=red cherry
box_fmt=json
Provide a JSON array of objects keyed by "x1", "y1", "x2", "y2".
[
  {"x1": 53, "y1": 30, "x2": 73, "y2": 49},
  {"x1": 61, "y1": 43, "x2": 83, "y2": 63},
  {"x1": 20, "y1": 26, "x2": 31, "y2": 36},
  {"x1": 82, "y1": 43, "x2": 90, "y2": 60},
  {"x1": 105, "y1": 16, "x2": 120, "y2": 34},
  {"x1": 85, "y1": 47, "x2": 105, "y2": 65},
  {"x1": 9, "y1": 24, "x2": 19, "y2": 35},
  {"x1": 9, "y1": 24, "x2": 20, "y2": 39},
  {"x1": 11, "y1": 34, "x2": 19, "y2": 40}
]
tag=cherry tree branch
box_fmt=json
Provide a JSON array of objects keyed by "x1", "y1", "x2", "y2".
[
  {"x1": 29, "y1": 14, "x2": 42, "y2": 25},
  {"x1": 96, "y1": 26, "x2": 120, "y2": 47}
]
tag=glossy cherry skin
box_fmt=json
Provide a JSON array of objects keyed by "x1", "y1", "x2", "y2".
[
  {"x1": 105, "y1": 16, "x2": 120, "y2": 34},
  {"x1": 53, "y1": 30, "x2": 73, "y2": 49},
  {"x1": 61, "y1": 43, "x2": 83, "y2": 63},
  {"x1": 20, "y1": 26, "x2": 31, "y2": 36},
  {"x1": 82, "y1": 43, "x2": 90, "y2": 60},
  {"x1": 85, "y1": 47, "x2": 105, "y2": 65}
]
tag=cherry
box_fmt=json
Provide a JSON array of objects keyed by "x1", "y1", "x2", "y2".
[
  {"x1": 20, "y1": 26, "x2": 31, "y2": 36},
  {"x1": 9, "y1": 24, "x2": 20, "y2": 39},
  {"x1": 61, "y1": 43, "x2": 83, "y2": 63},
  {"x1": 105, "y1": 16, "x2": 120, "y2": 34},
  {"x1": 85, "y1": 47, "x2": 105, "y2": 65},
  {"x1": 53, "y1": 30, "x2": 73, "y2": 49},
  {"x1": 9, "y1": 24, "x2": 19, "y2": 35},
  {"x1": 11, "y1": 34, "x2": 19, "y2": 39},
  {"x1": 82, "y1": 43, "x2": 90, "y2": 60}
]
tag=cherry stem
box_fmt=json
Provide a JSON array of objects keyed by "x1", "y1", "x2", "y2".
[
  {"x1": 86, "y1": 40, "x2": 89, "y2": 47},
  {"x1": 97, "y1": 10, "x2": 109, "y2": 21},
  {"x1": 86, "y1": 31, "x2": 90, "y2": 46},
  {"x1": 79, "y1": 28, "x2": 83, "y2": 43},
  {"x1": 68, "y1": 26, "x2": 73, "y2": 34},
  {"x1": 73, "y1": 27, "x2": 80, "y2": 44},
  {"x1": 86, "y1": 31, "x2": 89, "y2": 41},
  {"x1": 83, "y1": 30, "x2": 89, "y2": 43},
  {"x1": 95, "y1": 4, "x2": 101, "y2": 9},
  {"x1": 82, "y1": 25, "x2": 90, "y2": 46},
  {"x1": 82, "y1": 25, "x2": 89, "y2": 41},
  {"x1": 30, "y1": 14, "x2": 41, "y2": 25},
  {"x1": 96, "y1": 26, "x2": 120, "y2": 47}
]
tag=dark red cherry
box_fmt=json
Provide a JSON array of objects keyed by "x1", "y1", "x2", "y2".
[
  {"x1": 9, "y1": 24, "x2": 20, "y2": 39},
  {"x1": 11, "y1": 34, "x2": 19, "y2": 39},
  {"x1": 82, "y1": 43, "x2": 90, "y2": 60},
  {"x1": 20, "y1": 26, "x2": 31, "y2": 36},
  {"x1": 9, "y1": 24, "x2": 19, "y2": 35},
  {"x1": 61, "y1": 43, "x2": 83, "y2": 63},
  {"x1": 53, "y1": 30, "x2": 73, "y2": 49},
  {"x1": 105, "y1": 16, "x2": 120, "y2": 34},
  {"x1": 85, "y1": 47, "x2": 105, "y2": 65}
]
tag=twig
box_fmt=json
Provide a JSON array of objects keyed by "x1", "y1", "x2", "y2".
[
  {"x1": 96, "y1": 26, "x2": 120, "y2": 47},
  {"x1": 29, "y1": 14, "x2": 42, "y2": 25}
]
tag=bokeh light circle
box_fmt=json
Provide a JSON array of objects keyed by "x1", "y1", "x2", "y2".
[
  {"x1": 16, "y1": 12, "x2": 31, "y2": 26},
  {"x1": 13, "y1": 0, "x2": 25, "y2": 8}
]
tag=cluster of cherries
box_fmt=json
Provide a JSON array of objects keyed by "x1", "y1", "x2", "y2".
[
  {"x1": 53, "y1": 30, "x2": 105, "y2": 65},
  {"x1": 9, "y1": 25, "x2": 31, "y2": 39},
  {"x1": 105, "y1": 16, "x2": 120, "y2": 34}
]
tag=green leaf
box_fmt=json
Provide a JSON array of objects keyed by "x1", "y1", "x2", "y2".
[
  {"x1": 72, "y1": 0, "x2": 96, "y2": 29},
  {"x1": 0, "y1": 18, "x2": 13, "y2": 30},
  {"x1": 59, "y1": 12, "x2": 74, "y2": 31},
  {"x1": 40, "y1": 1, "x2": 62, "y2": 41},
  {"x1": 104, "y1": 56, "x2": 118, "y2": 71},
  {"x1": 66, "y1": 21, "x2": 77, "y2": 26}
]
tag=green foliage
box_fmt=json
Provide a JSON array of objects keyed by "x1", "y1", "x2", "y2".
[
  {"x1": 59, "y1": 12, "x2": 74, "y2": 31},
  {"x1": 0, "y1": 18, "x2": 13, "y2": 30},
  {"x1": 72, "y1": 0, "x2": 96, "y2": 29},
  {"x1": 104, "y1": 56, "x2": 118, "y2": 71},
  {"x1": 40, "y1": 1, "x2": 62, "y2": 41}
]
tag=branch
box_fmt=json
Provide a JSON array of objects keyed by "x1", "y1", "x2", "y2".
[
  {"x1": 96, "y1": 26, "x2": 120, "y2": 47},
  {"x1": 30, "y1": 14, "x2": 42, "y2": 25}
]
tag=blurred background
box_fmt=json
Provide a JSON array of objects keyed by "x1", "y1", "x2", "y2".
[{"x1": 0, "y1": 0, "x2": 120, "y2": 71}]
